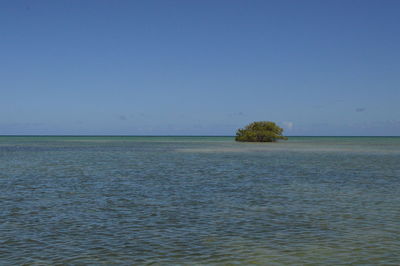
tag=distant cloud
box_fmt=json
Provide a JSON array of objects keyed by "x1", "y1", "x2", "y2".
[
  {"x1": 0, "y1": 122, "x2": 49, "y2": 134},
  {"x1": 228, "y1": 112, "x2": 245, "y2": 117},
  {"x1": 130, "y1": 113, "x2": 146, "y2": 118},
  {"x1": 118, "y1": 115, "x2": 127, "y2": 121},
  {"x1": 356, "y1": 108, "x2": 366, "y2": 112},
  {"x1": 282, "y1": 121, "x2": 294, "y2": 130},
  {"x1": 1, "y1": 122, "x2": 44, "y2": 127},
  {"x1": 115, "y1": 113, "x2": 147, "y2": 121}
]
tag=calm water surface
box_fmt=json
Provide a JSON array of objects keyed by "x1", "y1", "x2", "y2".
[{"x1": 1, "y1": 136, "x2": 399, "y2": 264}]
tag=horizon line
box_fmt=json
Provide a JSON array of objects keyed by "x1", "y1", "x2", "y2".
[{"x1": 0, "y1": 135, "x2": 399, "y2": 137}]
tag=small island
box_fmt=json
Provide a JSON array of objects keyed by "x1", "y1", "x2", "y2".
[{"x1": 235, "y1": 121, "x2": 288, "y2": 142}]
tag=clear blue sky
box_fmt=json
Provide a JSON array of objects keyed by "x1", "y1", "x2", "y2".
[{"x1": 1, "y1": 0, "x2": 399, "y2": 135}]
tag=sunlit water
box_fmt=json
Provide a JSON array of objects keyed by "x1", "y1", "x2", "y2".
[{"x1": 1, "y1": 136, "x2": 399, "y2": 264}]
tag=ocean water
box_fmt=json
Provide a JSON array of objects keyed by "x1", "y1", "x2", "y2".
[{"x1": 1, "y1": 136, "x2": 399, "y2": 265}]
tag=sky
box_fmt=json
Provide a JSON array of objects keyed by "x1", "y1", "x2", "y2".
[{"x1": 1, "y1": 0, "x2": 399, "y2": 136}]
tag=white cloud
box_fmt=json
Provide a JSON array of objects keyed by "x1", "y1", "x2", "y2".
[{"x1": 282, "y1": 121, "x2": 294, "y2": 130}]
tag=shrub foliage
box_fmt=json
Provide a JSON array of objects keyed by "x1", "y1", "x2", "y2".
[{"x1": 235, "y1": 121, "x2": 288, "y2": 142}]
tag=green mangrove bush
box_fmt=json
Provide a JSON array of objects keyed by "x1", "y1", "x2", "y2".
[{"x1": 235, "y1": 121, "x2": 288, "y2": 142}]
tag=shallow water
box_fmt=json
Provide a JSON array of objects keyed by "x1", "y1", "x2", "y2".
[{"x1": 1, "y1": 136, "x2": 399, "y2": 264}]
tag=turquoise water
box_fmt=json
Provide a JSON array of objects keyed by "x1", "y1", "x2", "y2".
[{"x1": 1, "y1": 136, "x2": 399, "y2": 264}]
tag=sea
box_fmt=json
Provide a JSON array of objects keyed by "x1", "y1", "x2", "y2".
[{"x1": 1, "y1": 136, "x2": 399, "y2": 265}]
